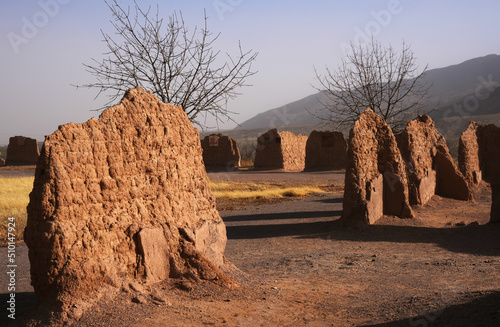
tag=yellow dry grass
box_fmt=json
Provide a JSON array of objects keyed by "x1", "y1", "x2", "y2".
[
  {"x1": 0, "y1": 177, "x2": 34, "y2": 244},
  {"x1": 209, "y1": 180, "x2": 325, "y2": 199}
]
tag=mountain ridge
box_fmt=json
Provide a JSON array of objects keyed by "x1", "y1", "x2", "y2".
[{"x1": 235, "y1": 54, "x2": 500, "y2": 131}]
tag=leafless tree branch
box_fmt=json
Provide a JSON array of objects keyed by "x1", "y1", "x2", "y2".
[
  {"x1": 312, "y1": 39, "x2": 431, "y2": 131},
  {"x1": 76, "y1": 0, "x2": 258, "y2": 129}
]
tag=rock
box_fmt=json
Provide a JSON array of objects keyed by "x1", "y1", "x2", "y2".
[
  {"x1": 5, "y1": 135, "x2": 39, "y2": 165},
  {"x1": 0, "y1": 158, "x2": 5, "y2": 166},
  {"x1": 24, "y1": 87, "x2": 234, "y2": 325},
  {"x1": 254, "y1": 129, "x2": 308, "y2": 171},
  {"x1": 178, "y1": 280, "x2": 194, "y2": 291},
  {"x1": 129, "y1": 282, "x2": 146, "y2": 294},
  {"x1": 151, "y1": 292, "x2": 168, "y2": 303},
  {"x1": 397, "y1": 115, "x2": 472, "y2": 205},
  {"x1": 304, "y1": 130, "x2": 347, "y2": 170},
  {"x1": 201, "y1": 134, "x2": 241, "y2": 170},
  {"x1": 131, "y1": 295, "x2": 148, "y2": 304},
  {"x1": 342, "y1": 109, "x2": 413, "y2": 226}
]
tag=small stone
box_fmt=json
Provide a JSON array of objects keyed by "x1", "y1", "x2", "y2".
[
  {"x1": 132, "y1": 295, "x2": 147, "y2": 304},
  {"x1": 129, "y1": 282, "x2": 145, "y2": 293},
  {"x1": 178, "y1": 281, "x2": 194, "y2": 292}
]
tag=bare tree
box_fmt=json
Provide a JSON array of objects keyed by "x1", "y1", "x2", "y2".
[
  {"x1": 78, "y1": 0, "x2": 258, "y2": 128},
  {"x1": 313, "y1": 39, "x2": 431, "y2": 131}
]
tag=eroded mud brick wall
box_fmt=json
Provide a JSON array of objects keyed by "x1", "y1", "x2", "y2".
[
  {"x1": 254, "y1": 129, "x2": 307, "y2": 171},
  {"x1": 458, "y1": 122, "x2": 500, "y2": 223},
  {"x1": 305, "y1": 130, "x2": 347, "y2": 170},
  {"x1": 459, "y1": 122, "x2": 500, "y2": 185},
  {"x1": 458, "y1": 122, "x2": 482, "y2": 185},
  {"x1": 25, "y1": 87, "x2": 232, "y2": 323},
  {"x1": 397, "y1": 115, "x2": 471, "y2": 205},
  {"x1": 5, "y1": 135, "x2": 39, "y2": 165},
  {"x1": 342, "y1": 109, "x2": 413, "y2": 226},
  {"x1": 201, "y1": 134, "x2": 241, "y2": 169}
]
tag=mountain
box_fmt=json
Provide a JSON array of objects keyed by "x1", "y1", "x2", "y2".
[{"x1": 236, "y1": 54, "x2": 500, "y2": 130}]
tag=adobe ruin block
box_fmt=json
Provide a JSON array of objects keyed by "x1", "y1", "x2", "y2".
[
  {"x1": 458, "y1": 122, "x2": 500, "y2": 223},
  {"x1": 5, "y1": 135, "x2": 39, "y2": 165},
  {"x1": 24, "y1": 87, "x2": 233, "y2": 324},
  {"x1": 396, "y1": 115, "x2": 472, "y2": 205},
  {"x1": 304, "y1": 130, "x2": 347, "y2": 170},
  {"x1": 342, "y1": 109, "x2": 413, "y2": 226},
  {"x1": 201, "y1": 134, "x2": 241, "y2": 169},
  {"x1": 254, "y1": 129, "x2": 308, "y2": 171},
  {"x1": 459, "y1": 121, "x2": 500, "y2": 185}
]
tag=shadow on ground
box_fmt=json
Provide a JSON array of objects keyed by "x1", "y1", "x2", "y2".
[
  {"x1": 360, "y1": 291, "x2": 500, "y2": 327},
  {"x1": 223, "y1": 210, "x2": 341, "y2": 222},
  {"x1": 310, "y1": 220, "x2": 500, "y2": 257}
]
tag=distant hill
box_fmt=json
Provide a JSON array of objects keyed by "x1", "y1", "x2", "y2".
[{"x1": 236, "y1": 54, "x2": 500, "y2": 130}]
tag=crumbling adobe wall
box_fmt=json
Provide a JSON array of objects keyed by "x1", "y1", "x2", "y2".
[
  {"x1": 459, "y1": 122, "x2": 500, "y2": 185},
  {"x1": 458, "y1": 122, "x2": 482, "y2": 185},
  {"x1": 201, "y1": 134, "x2": 241, "y2": 169},
  {"x1": 477, "y1": 124, "x2": 500, "y2": 181},
  {"x1": 304, "y1": 130, "x2": 347, "y2": 170},
  {"x1": 397, "y1": 115, "x2": 472, "y2": 205},
  {"x1": 24, "y1": 87, "x2": 233, "y2": 324},
  {"x1": 5, "y1": 135, "x2": 39, "y2": 165},
  {"x1": 254, "y1": 129, "x2": 307, "y2": 171},
  {"x1": 342, "y1": 109, "x2": 413, "y2": 226}
]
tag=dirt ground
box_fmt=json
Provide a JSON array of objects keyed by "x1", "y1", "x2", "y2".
[{"x1": 2, "y1": 169, "x2": 500, "y2": 326}]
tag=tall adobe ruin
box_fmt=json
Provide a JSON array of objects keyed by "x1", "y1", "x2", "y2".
[
  {"x1": 25, "y1": 87, "x2": 233, "y2": 324},
  {"x1": 304, "y1": 130, "x2": 347, "y2": 170},
  {"x1": 254, "y1": 129, "x2": 308, "y2": 171},
  {"x1": 458, "y1": 121, "x2": 500, "y2": 222},
  {"x1": 5, "y1": 135, "x2": 39, "y2": 165},
  {"x1": 459, "y1": 121, "x2": 500, "y2": 185},
  {"x1": 396, "y1": 115, "x2": 472, "y2": 205},
  {"x1": 342, "y1": 109, "x2": 413, "y2": 226},
  {"x1": 201, "y1": 134, "x2": 241, "y2": 169}
]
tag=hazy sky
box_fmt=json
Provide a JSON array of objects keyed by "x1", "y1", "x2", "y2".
[{"x1": 1, "y1": 0, "x2": 499, "y2": 145}]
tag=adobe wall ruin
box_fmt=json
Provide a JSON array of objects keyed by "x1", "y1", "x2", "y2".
[
  {"x1": 24, "y1": 87, "x2": 233, "y2": 324},
  {"x1": 342, "y1": 109, "x2": 413, "y2": 226},
  {"x1": 5, "y1": 135, "x2": 39, "y2": 165},
  {"x1": 304, "y1": 130, "x2": 347, "y2": 170},
  {"x1": 458, "y1": 121, "x2": 500, "y2": 223},
  {"x1": 459, "y1": 121, "x2": 500, "y2": 185},
  {"x1": 201, "y1": 134, "x2": 241, "y2": 169},
  {"x1": 254, "y1": 129, "x2": 308, "y2": 171},
  {"x1": 396, "y1": 115, "x2": 471, "y2": 205}
]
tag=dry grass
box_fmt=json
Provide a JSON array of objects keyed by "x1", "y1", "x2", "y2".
[
  {"x1": 0, "y1": 176, "x2": 34, "y2": 245},
  {"x1": 0, "y1": 177, "x2": 330, "y2": 244},
  {"x1": 209, "y1": 180, "x2": 325, "y2": 199}
]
